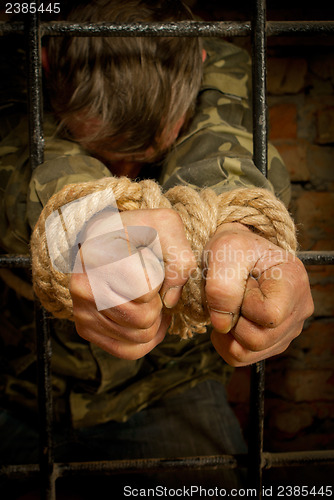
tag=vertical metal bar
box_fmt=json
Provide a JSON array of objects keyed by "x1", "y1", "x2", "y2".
[
  {"x1": 252, "y1": 0, "x2": 268, "y2": 177},
  {"x1": 26, "y1": 7, "x2": 44, "y2": 169},
  {"x1": 248, "y1": 0, "x2": 267, "y2": 496},
  {"x1": 35, "y1": 304, "x2": 56, "y2": 500},
  {"x1": 248, "y1": 362, "x2": 265, "y2": 495},
  {"x1": 25, "y1": 8, "x2": 55, "y2": 500}
]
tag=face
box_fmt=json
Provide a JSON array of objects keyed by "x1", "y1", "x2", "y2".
[{"x1": 70, "y1": 114, "x2": 187, "y2": 179}]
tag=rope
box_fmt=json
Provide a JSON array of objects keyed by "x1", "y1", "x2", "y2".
[{"x1": 30, "y1": 177, "x2": 297, "y2": 339}]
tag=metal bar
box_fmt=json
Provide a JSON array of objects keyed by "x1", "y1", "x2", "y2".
[
  {"x1": 248, "y1": 363, "x2": 265, "y2": 494},
  {"x1": 0, "y1": 464, "x2": 40, "y2": 480},
  {"x1": 298, "y1": 251, "x2": 334, "y2": 265},
  {"x1": 1, "y1": 20, "x2": 334, "y2": 37},
  {"x1": 252, "y1": 1, "x2": 268, "y2": 177},
  {"x1": 0, "y1": 252, "x2": 333, "y2": 269},
  {"x1": 35, "y1": 303, "x2": 56, "y2": 500},
  {"x1": 25, "y1": 11, "x2": 44, "y2": 169},
  {"x1": 40, "y1": 20, "x2": 250, "y2": 37},
  {"x1": 58, "y1": 455, "x2": 244, "y2": 477},
  {"x1": 267, "y1": 21, "x2": 334, "y2": 36},
  {"x1": 262, "y1": 450, "x2": 334, "y2": 469},
  {"x1": 248, "y1": 0, "x2": 268, "y2": 497},
  {"x1": 0, "y1": 254, "x2": 31, "y2": 268},
  {"x1": 2, "y1": 448, "x2": 333, "y2": 481},
  {"x1": 0, "y1": 20, "x2": 251, "y2": 37},
  {"x1": 25, "y1": 9, "x2": 55, "y2": 500}
]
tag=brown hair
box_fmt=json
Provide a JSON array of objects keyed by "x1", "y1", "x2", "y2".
[{"x1": 45, "y1": 0, "x2": 203, "y2": 162}]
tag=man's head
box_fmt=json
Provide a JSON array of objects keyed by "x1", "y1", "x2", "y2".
[{"x1": 45, "y1": 0, "x2": 203, "y2": 169}]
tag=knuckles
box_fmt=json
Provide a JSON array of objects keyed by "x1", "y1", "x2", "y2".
[
  {"x1": 211, "y1": 334, "x2": 249, "y2": 367},
  {"x1": 207, "y1": 230, "x2": 250, "y2": 259}
]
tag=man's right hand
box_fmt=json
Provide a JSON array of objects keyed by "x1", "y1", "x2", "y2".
[{"x1": 70, "y1": 208, "x2": 196, "y2": 360}]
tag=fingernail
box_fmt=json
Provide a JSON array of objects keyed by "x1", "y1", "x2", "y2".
[
  {"x1": 162, "y1": 286, "x2": 182, "y2": 309},
  {"x1": 208, "y1": 308, "x2": 235, "y2": 334}
]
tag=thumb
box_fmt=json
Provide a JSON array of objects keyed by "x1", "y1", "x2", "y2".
[{"x1": 159, "y1": 243, "x2": 196, "y2": 310}]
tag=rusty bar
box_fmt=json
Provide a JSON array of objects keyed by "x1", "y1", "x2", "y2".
[
  {"x1": 25, "y1": 8, "x2": 55, "y2": 500},
  {"x1": 0, "y1": 254, "x2": 31, "y2": 268},
  {"x1": 248, "y1": 0, "x2": 268, "y2": 497},
  {"x1": 25, "y1": 12, "x2": 44, "y2": 169},
  {"x1": 263, "y1": 450, "x2": 334, "y2": 469},
  {"x1": 298, "y1": 251, "x2": 334, "y2": 265},
  {"x1": 2, "y1": 448, "x2": 334, "y2": 481},
  {"x1": 252, "y1": 0, "x2": 268, "y2": 177},
  {"x1": 34, "y1": 303, "x2": 56, "y2": 500},
  {"x1": 1, "y1": 20, "x2": 334, "y2": 37},
  {"x1": 58, "y1": 454, "x2": 243, "y2": 477},
  {"x1": 0, "y1": 252, "x2": 333, "y2": 270}
]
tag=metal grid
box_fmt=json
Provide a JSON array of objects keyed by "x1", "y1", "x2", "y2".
[{"x1": 1, "y1": 1, "x2": 334, "y2": 498}]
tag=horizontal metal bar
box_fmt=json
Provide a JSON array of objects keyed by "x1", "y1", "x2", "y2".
[
  {"x1": 0, "y1": 254, "x2": 31, "y2": 268},
  {"x1": 298, "y1": 251, "x2": 334, "y2": 265},
  {"x1": 0, "y1": 252, "x2": 333, "y2": 270},
  {"x1": 0, "y1": 464, "x2": 40, "y2": 480},
  {"x1": 267, "y1": 21, "x2": 334, "y2": 36},
  {"x1": 263, "y1": 450, "x2": 334, "y2": 469},
  {"x1": 1, "y1": 20, "x2": 334, "y2": 37},
  {"x1": 1, "y1": 449, "x2": 334, "y2": 480},
  {"x1": 58, "y1": 454, "x2": 244, "y2": 477},
  {"x1": 0, "y1": 455, "x2": 244, "y2": 481},
  {"x1": 0, "y1": 20, "x2": 251, "y2": 37}
]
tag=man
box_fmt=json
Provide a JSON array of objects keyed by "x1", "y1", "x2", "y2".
[{"x1": 0, "y1": 0, "x2": 313, "y2": 493}]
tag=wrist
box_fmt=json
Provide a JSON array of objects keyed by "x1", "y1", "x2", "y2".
[{"x1": 213, "y1": 222, "x2": 252, "y2": 236}]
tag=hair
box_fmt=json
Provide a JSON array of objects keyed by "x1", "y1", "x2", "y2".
[{"x1": 45, "y1": 0, "x2": 203, "y2": 162}]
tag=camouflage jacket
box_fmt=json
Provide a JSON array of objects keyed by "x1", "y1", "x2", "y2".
[{"x1": 0, "y1": 38, "x2": 290, "y2": 428}]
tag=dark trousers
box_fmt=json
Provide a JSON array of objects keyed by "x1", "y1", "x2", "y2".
[{"x1": 1, "y1": 380, "x2": 247, "y2": 498}]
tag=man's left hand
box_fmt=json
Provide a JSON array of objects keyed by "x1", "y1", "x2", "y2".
[{"x1": 204, "y1": 222, "x2": 314, "y2": 366}]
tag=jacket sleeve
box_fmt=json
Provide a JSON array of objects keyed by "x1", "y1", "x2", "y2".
[
  {"x1": 27, "y1": 132, "x2": 111, "y2": 231},
  {"x1": 0, "y1": 115, "x2": 110, "y2": 254},
  {"x1": 161, "y1": 38, "x2": 291, "y2": 207}
]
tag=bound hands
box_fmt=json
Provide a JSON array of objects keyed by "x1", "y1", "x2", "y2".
[{"x1": 70, "y1": 210, "x2": 314, "y2": 364}]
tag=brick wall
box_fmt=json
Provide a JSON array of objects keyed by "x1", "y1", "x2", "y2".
[
  {"x1": 185, "y1": 0, "x2": 331, "y2": 456},
  {"x1": 227, "y1": 37, "x2": 334, "y2": 453},
  {"x1": 188, "y1": 0, "x2": 334, "y2": 454},
  {"x1": 265, "y1": 43, "x2": 334, "y2": 452},
  {"x1": 184, "y1": 7, "x2": 334, "y2": 493}
]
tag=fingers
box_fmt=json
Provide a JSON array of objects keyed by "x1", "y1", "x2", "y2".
[
  {"x1": 80, "y1": 208, "x2": 197, "y2": 309},
  {"x1": 102, "y1": 293, "x2": 162, "y2": 330},
  {"x1": 120, "y1": 209, "x2": 196, "y2": 304},
  {"x1": 205, "y1": 227, "x2": 313, "y2": 332},
  {"x1": 70, "y1": 271, "x2": 170, "y2": 359},
  {"x1": 241, "y1": 255, "x2": 314, "y2": 328},
  {"x1": 210, "y1": 258, "x2": 313, "y2": 366},
  {"x1": 211, "y1": 316, "x2": 305, "y2": 367},
  {"x1": 150, "y1": 210, "x2": 196, "y2": 308},
  {"x1": 204, "y1": 227, "x2": 260, "y2": 332},
  {"x1": 71, "y1": 270, "x2": 163, "y2": 337},
  {"x1": 77, "y1": 311, "x2": 170, "y2": 360},
  {"x1": 77, "y1": 225, "x2": 164, "y2": 308}
]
